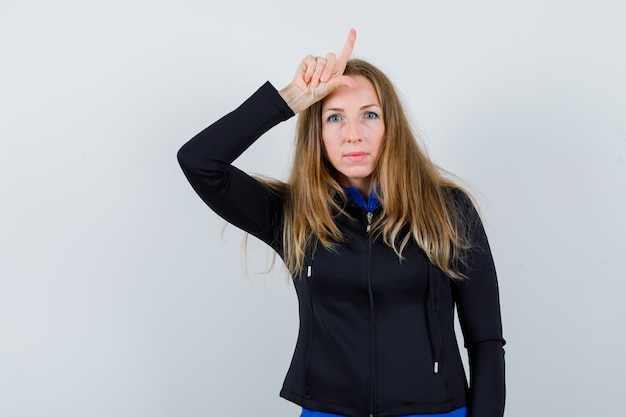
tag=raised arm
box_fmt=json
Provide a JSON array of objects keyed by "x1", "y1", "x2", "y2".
[
  {"x1": 177, "y1": 82, "x2": 294, "y2": 247},
  {"x1": 177, "y1": 30, "x2": 358, "y2": 247}
]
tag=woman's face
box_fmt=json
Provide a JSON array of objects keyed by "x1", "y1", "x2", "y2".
[{"x1": 321, "y1": 75, "x2": 385, "y2": 194}]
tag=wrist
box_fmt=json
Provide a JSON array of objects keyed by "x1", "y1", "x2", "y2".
[{"x1": 278, "y1": 84, "x2": 312, "y2": 114}]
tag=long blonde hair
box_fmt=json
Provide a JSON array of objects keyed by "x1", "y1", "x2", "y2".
[{"x1": 263, "y1": 59, "x2": 476, "y2": 280}]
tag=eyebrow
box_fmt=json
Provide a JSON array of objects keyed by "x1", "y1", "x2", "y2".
[{"x1": 322, "y1": 104, "x2": 381, "y2": 113}]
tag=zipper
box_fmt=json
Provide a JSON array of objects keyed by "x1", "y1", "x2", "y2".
[{"x1": 366, "y1": 210, "x2": 375, "y2": 417}]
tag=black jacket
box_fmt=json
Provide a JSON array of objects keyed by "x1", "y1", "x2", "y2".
[{"x1": 177, "y1": 82, "x2": 505, "y2": 417}]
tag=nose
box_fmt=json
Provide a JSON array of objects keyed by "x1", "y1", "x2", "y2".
[{"x1": 345, "y1": 117, "x2": 363, "y2": 142}]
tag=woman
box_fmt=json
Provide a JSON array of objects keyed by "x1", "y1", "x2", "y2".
[{"x1": 177, "y1": 29, "x2": 505, "y2": 417}]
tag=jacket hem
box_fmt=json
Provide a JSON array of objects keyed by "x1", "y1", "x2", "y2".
[{"x1": 280, "y1": 388, "x2": 466, "y2": 417}]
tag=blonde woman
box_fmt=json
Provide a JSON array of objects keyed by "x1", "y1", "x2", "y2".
[{"x1": 178, "y1": 30, "x2": 505, "y2": 417}]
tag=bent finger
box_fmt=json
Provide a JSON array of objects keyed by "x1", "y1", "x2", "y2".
[
  {"x1": 321, "y1": 52, "x2": 336, "y2": 83},
  {"x1": 311, "y1": 57, "x2": 327, "y2": 87},
  {"x1": 301, "y1": 55, "x2": 316, "y2": 83}
]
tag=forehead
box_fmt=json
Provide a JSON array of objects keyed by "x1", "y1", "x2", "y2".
[{"x1": 321, "y1": 75, "x2": 380, "y2": 110}]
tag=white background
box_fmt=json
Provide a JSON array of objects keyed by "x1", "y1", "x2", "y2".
[{"x1": 1, "y1": 1, "x2": 625, "y2": 416}]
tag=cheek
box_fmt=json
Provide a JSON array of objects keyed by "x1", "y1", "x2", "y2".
[
  {"x1": 373, "y1": 130, "x2": 386, "y2": 156},
  {"x1": 321, "y1": 131, "x2": 338, "y2": 155},
  {"x1": 320, "y1": 134, "x2": 329, "y2": 156}
]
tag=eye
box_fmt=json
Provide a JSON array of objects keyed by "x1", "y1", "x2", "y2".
[
  {"x1": 364, "y1": 111, "x2": 379, "y2": 120},
  {"x1": 327, "y1": 114, "x2": 342, "y2": 123}
]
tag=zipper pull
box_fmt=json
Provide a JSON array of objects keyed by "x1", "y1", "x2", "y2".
[{"x1": 366, "y1": 211, "x2": 373, "y2": 232}]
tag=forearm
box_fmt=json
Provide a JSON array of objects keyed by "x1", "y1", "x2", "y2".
[
  {"x1": 178, "y1": 82, "x2": 294, "y2": 168},
  {"x1": 466, "y1": 340, "x2": 506, "y2": 417}
]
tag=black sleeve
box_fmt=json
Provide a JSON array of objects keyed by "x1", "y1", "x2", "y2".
[
  {"x1": 177, "y1": 82, "x2": 295, "y2": 247},
  {"x1": 451, "y1": 192, "x2": 506, "y2": 417}
]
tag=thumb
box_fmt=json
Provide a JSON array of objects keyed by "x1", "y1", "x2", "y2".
[{"x1": 327, "y1": 75, "x2": 357, "y2": 91}]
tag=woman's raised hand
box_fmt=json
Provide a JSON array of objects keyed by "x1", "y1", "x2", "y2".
[{"x1": 279, "y1": 29, "x2": 357, "y2": 114}]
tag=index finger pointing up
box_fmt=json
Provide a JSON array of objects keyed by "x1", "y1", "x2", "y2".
[{"x1": 338, "y1": 28, "x2": 357, "y2": 61}]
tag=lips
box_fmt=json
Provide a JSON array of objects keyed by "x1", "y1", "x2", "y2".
[{"x1": 345, "y1": 152, "x2": 368, "y2": 162}]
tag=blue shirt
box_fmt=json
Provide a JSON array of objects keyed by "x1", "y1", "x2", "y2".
[
  {"x1": 300, "y1": 407, "x2": 467, "y2": 417},
  {"x1": 343, "y1": 186, "x2": 380, "y2": 212}
]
